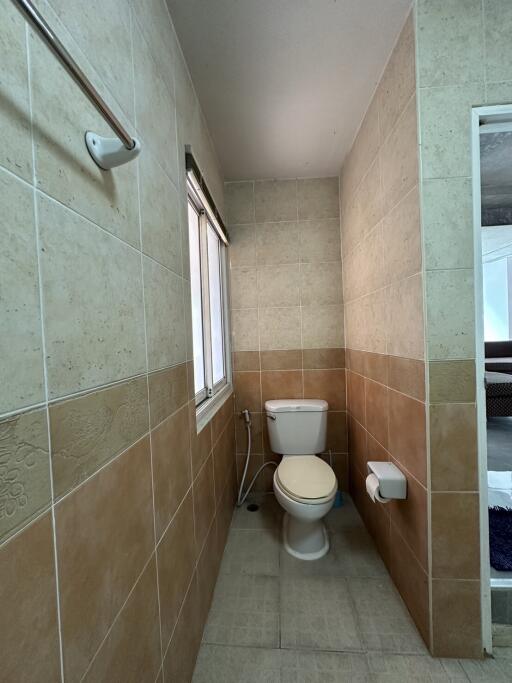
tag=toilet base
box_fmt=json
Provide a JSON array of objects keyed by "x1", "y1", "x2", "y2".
[{"x1": 282, "y1": 512, "x2": 330, "y2": 561}]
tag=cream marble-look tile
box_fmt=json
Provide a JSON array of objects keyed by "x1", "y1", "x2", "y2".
[
  {"x1": 139, "y1": 150, "x2": 181, "y2": 275},
  {"x1": 380, "y1": 95, "x2": 418, "y2": 212},
  {"x1": 258, "y1": 265, "x2": 301, "y2": 308},
  {"x1": 131, "y1": 0, "x2": 176, "y2": 95},
  {"x1": 342, "y1": 95, "x2": 380, "y2": 199},
  {"x1": 483, "y1": 0, "x2": 512, "y2": 85},
  {"x1": 46, "y1": 0, "x2": 134, "y2": 119},
  {"x1": 0, "y1": 408, "x2": 51, "y2": 543},
  {"x1": 0, "y1": 0, "x2": 33, "y2": 181},
  {"x1": 254, "y1": 180, "x2": 297, "y2": 222},
  {"x1": 378, "y1": 12, "x2": 416, "y2": 142},
  {"x1": 300, "y1": 262, "x2": 343, "y2": 306},
  {"x1": 143, "y1": 256, "x2": 186, "y2": 372},
  {"x1": 423, "y1": 177, "x2": 474, "y2": 270},
  {"x1": 417, "y1": 0, "x2": 484, "y2": 87},
  {"x1": 231, "y1": 308, "x2": 259, "y2": 352},
  {"x1": 419, "y1": 83, "x2": 485, "y2": 180},
  {"x1": 0, "y1": 168, "x2": 44, "y2": 415},
  {"x1": 228, "y1": 225, "x2": 257, "y2": 267},
  {"x1": 426, "y1": 269, "x2": 475, "y2": 360},
  {"x1": 29, "y1": 24, "x2": 140, "y2": 249},
  {"x1": 230, "y1": 267, "x2": 258, "y2": 309},
  {"x1": 38, "y1": 195, "x2": 146, "y2": 398},
  {"x1": 302, "y1": 304, "x2": 344, "y2": 349},
  {"x1": 382, "y1": 185, "x2": 422, "y2": 284},
  {"x1": 133, "y1": 29, "x2": 178, "y2": 185},
  {"x1": 297, "y1": 177, "x2": 339, "y2": 220},
  {"x1": 256, "y1": 222, "x2": 300, "y2": 265},
  {"x1": 299, "y1": 219, "x2": 341, "y2": 263},
  {"x1": 259, "y1": 307, "x2": 301, "y2": 351},
  {"x1": 225, "y1": 182, "x2": 254, "y2": 225},
  {"x1": 387, "y1": 273, "x2": 425, "y2": 361}
]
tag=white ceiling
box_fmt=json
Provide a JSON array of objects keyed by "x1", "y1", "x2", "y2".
[{"x1": 167, "y1": 0, "x2": 412, "y2": 180}]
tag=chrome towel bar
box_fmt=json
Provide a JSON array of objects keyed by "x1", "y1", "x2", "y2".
[{"x1": 11, "y1": 0, "x2": 140, "y2": 169}]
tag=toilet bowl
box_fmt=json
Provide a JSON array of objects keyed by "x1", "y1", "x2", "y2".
[{"x1": 265, "y1": 399, "x2": 337, "y2": 561}]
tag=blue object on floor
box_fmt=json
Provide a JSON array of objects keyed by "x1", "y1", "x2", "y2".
[
  {"x1": 489, "y1": 506, "x2": 512, "y2": 571},
  {"x1": 333, "y1": 491, "x2": 343, "y2": 508}
]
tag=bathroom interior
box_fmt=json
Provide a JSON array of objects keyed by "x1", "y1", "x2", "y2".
[{"x1": 2, "y1": 0, "x2": 512, "y2": 681}]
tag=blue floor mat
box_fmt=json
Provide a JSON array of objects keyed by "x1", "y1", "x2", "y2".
[{"x1": 489, "y1": 506, "x2": 512, "y2": 571}]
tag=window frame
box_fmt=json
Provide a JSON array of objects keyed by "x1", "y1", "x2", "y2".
[{"x1": 187, "y1": 174, "x2": 232, "y2": 430}]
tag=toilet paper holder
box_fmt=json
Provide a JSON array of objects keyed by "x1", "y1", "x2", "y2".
[{"x1": 367, "y1": 461, "x2": 407, "y2": 501}]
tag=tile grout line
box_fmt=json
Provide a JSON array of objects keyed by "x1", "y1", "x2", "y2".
[
  {"x1": 25, "y1": 21, "x2": 65, "y2": 683},
  {"x1": 130, "y1": 5, "x2": 165, "y2": 679}
]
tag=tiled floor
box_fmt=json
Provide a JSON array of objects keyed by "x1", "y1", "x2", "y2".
[{"x1": 193, "y1": 493, "x2": 512, "y2": 682}]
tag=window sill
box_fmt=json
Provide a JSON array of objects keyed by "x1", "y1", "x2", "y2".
[{"x1": 195, "y1": 382, "x2": 233, "y2": 433}]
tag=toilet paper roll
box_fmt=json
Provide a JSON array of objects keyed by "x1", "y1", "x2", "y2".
[{"x1": 366, "y1": 473, "x2": 390, "y2": 504}]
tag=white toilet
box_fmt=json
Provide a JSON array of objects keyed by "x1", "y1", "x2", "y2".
[{"x1": 265, "y1": 399, "x2": 337, "y2": 560}]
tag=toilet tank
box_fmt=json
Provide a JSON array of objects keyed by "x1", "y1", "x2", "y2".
[{"x1": 265, "y1": 399, "x2": 328, "y2": 455}]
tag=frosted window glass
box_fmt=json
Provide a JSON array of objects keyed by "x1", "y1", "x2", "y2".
[
  {"x1": 207, "y1": 225, "x2": 225, "y2": 384},
  {"x1": 188, "y1": 203, "x2": 206, "y2": 394}
]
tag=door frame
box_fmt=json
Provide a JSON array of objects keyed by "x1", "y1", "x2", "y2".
[{"x1": 471, "y1": 103, "x2": 512, "y2": 654}]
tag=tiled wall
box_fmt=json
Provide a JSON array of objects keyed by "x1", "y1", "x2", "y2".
[
  {"x1": 415, "y1": 0, "x2": 512, "y2": 658},
  {"x1": 0, "y1": 0, "x2": 235, "y2": 680},
  {"x1": 340, "y1": 13, "x2": 430, "y2": 648},
  {"x1": 225, "y1": 179, "x2": 347, "y2": 491}
]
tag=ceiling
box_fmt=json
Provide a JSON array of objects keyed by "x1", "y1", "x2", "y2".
[
  {"x1": 481, "y1": 131, "x2": 512, "y2": 210},
  {"x1": 167, "y1": 0, "x2": 412, "y2": 180}
]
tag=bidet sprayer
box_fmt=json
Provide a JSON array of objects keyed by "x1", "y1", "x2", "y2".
[{"x1": 241, "y1": 409, "x2": 251, "y2": 426}]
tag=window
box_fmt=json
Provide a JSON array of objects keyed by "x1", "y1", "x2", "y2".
[{"x1": 187, "y1": 164, "x2": 231, "y2": 419}]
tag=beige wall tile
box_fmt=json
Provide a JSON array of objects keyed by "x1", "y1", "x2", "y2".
[
  {"x1": 258, "y1": 265, "x2": 300, "y2": 307},
  {"x1": 256, "y1": 222, "x2": 300, "y2": 265},
  {"x1": 483, "y1": 0, "x2": 512, "y2": 84},
  {"x1": 0, "y1": 168, "x2": 44, "y2": 414},
  {"x1": 0, "y1": 408, "x2": 51, "y2": 543},
  {"x1": 254, "y1": 179, "x2": 297, "y2": 222},
  {"x1": 378, "y1": 12, "x2": 416, "y2": 142},
  {"x1": 229, "y1": 225, "x2": 257, "y2": 267},
  {"x1": 0, "y1": 1, "x2": 32, "y2": 181},
  {"x1": 429, "y1": 359, "x2": 476, "y2": 403},
  {"x1": 259, "y1": 306, "x2": 301, "y2": 350},
  {"x1": 193, "y1": 455, "x2": 215, "y2": 554},
  {"x1": 486, "y1": 79, "x2": 512, "y2": 105},
  {"x1": 389, "y1": 466, "x2": 428, "y2": 571},
  {"x1": 297, "y1": 177, "x2": 339, "y2": 219},
  {"x1": 430, "y1": 403, "x2": 478, "y2": 491},
  {"x1": 133, "y1": 29, "x2": 178, "y2": 185},
  {"x1": 382, "y1": 185, "x2": 422, "y2": 284},
  {"x1": 423, "y1": 178, "x2": 474, "y2": 270},
  {"x1": 38, "y1": 195, "x2": 146, "y2": 398},
  {"x1": 388, "y1": 356, "x2": 425, "y2": 401},
  {"x1": 56, "y1": 437, "x2": 154, "y2": 681},
  {"x1": 388, "y1": 390, "x2": 427, "y2": 486},
  {"x1": 139, "y1": 150, "x2": 181, "y2": 274},
  {"x1": 143, "y1": 256, "x2": 186, "y2": 371},
  {"x1": 148, "y1": 363, "x2": 188, "y2": 429},
  {"x1": 302, "y1": 304, "x2": 344, "y2": 349},
  {"x1": 341, "y1": 95, "x2": 380, "y2": 198},
  {"x1": 299, "y1": 219, "x2": 341, "y2": 263},
  {"x1": 303, "y1": 348, "x2": 345, "y2": 369},
  {"x1": 29, "y1": 29, "x2": 140, "y2": 249},
  {"x1": 50, "y1": 376, "x2": 149, "y2": 500},
  {"x1": 261, "y1": 370, "x2": 303, "y2": 409},
  {"x1": 48, "y1": 0, "x2": 134, "y2": 119},
  {"x1": 426, "y1": 269, "x2": 475, "y2": 360},
  {"x1": 83, "y1": 557, "x2": 161, "y2": 683},
  {"x1": 380, "y1": 96, "x2": 418, "y2": 212},
  {"x1": 300, "y1": 262, "x2": 343, "y2": 306},
  {"x1": 417, "y1": 0, "x2": 484, "y2": 87},
  {"x1": 303, "y1": 369, "x2": 346, "y2": 411},
  {"x1": 230, "y1": 267, "x2": 258, "y2": 309},
  {"x1": 233, "y1": 350, "x2": 260, "y2": 371},
  {"x1": 387, "y1": 273, "x2": 425, "y2": 361},
  {"x1": 432, "y1": 492, "x2": 480, "y2": 578},
  {"x1": 260, "y1": 350, "x2": 302, "y2": 371},
  {"x1": 231, "y1": 308, "x2": 259, "y2": 351},
  {"x1": 419, "y1": 83, "x2": 485, "y2": 179},
  {"x1": 351, "y1": 156, "x2": 384, "y2": 246},
  {"x1": 132, "y1": 0, "x2": 176, "y2": 94},
  {"x1": 432, "y1": 579, "x2": 482, "y2": 658},
  {"x1": 157, "y1": 490, "x2": 196, "y2": 649},
  {"x1": 152, "y1": 404, "x2": 192, "y2": 540},
  {"x1": 225, "y1": 182, "x2": 254, "y2": 225},
  {"x1": 0, "y1": 513, "x2": 61, "y2": 683}
]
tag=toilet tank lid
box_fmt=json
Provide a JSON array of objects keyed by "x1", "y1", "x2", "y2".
[{"x1": 265, "y1": 399, "x2": 328, "y2": 413}]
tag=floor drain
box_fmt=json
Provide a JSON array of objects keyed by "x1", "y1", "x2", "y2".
[{"x1": 247, "y1": 503, "x2": 259, "y2": 512}]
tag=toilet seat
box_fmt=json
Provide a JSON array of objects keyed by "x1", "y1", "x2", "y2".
[{"x1": 275, "y1": 455, "x2": 337, "y2": 505}]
